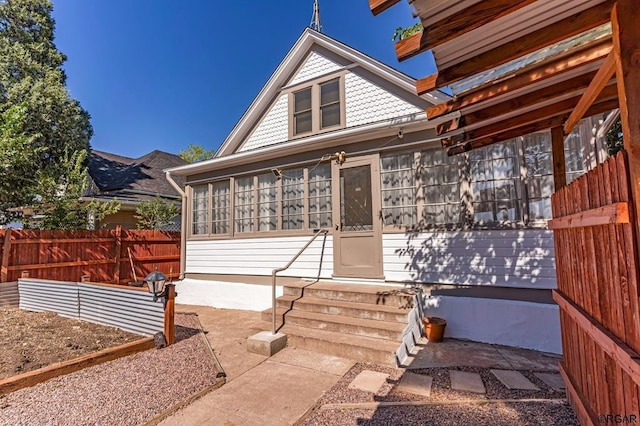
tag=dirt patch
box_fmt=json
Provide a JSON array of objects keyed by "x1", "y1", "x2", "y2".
[{"x1": 0, "y1": 307, "x2": 139, "y2": 380}]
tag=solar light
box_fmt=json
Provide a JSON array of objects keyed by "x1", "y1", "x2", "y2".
[{"x1": 144, "y1": 268, "x2": 167, "y2": 302}]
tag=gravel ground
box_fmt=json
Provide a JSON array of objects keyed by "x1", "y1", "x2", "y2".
[
  {"x1": 0, "y1": 313, "x2": 222, "y2": 426},
  {"x1": 302, "y1": 363, "x2": 578, "y2": 425}
]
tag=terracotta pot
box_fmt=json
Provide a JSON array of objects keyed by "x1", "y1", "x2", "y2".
[{"x1": 423, "y1": 316, "x2": 447, "y2": 342}]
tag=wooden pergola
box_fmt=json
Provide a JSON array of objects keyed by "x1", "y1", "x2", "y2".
[{"x1": 371, "y1": 1, "x2": 640, "y2": 424}]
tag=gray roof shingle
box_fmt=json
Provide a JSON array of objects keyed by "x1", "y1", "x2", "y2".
[{"x1": 87, "y1": 150, "x2": 187, "y2": 203}]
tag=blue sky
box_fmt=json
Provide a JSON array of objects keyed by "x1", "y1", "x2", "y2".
[{"x1": 52, "y1": 1, "x2": 435, "y2": 158}]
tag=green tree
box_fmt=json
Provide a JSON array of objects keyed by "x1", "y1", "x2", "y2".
[
  {"x1": 31, "y1": 149, "x2": 120, "y2": 230},
  {"x1": 0, "y1": 105, "x2": 45, "y2": 221},
  {"x1": 134, "y1": 196, "x2": 181, "y2": 230},
  {"x1": 179, "y1": 144, "x2": 215, "y2": 163},
  {"x1": 0, "y1": 0, "x2": 92, "y2": 220}
]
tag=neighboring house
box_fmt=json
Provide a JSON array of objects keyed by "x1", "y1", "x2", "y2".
[
  {"x1": 166, "y1": 28, "x2": 612, "y2": 355},
  {"x1": 86, "y1": 150, "x2": 187, "y2": 230}
]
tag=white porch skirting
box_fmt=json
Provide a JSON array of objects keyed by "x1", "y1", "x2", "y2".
[
  {"x1": 175, "y1": 278, "x2": 283, "y2": 311},
  {"x1": 421, "y1": 295, "x2": 562, "y2": 354}
]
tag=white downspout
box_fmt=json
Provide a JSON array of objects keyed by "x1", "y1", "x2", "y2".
[{"x1": 166, "y1": 171, "x2": 187, "y2": 280}]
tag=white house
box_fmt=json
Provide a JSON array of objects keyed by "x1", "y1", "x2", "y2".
[{"x1": 166, "y1": 28, "x2": 613, "y2": 359}]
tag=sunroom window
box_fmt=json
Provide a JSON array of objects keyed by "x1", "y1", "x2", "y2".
[
  {"x1": 308, "y1": 163, "x2": 332, "y2": 229},
  {"x1": 469, "y1": 141, "x2": 522, "y2": 223},
  {"x1": 234, "y1": 177, "x2": 254, "y2": 233},
  {"x1": 523, "y1": 132, "x2": 554, "y2": 221},
  {"x1": 257, "y1": 173, "x2": 277, "y2": 231},
  {"x1": 210, "y1": 181, "x2": 230, "y2": 234},
  {"x1": 380, "y1": 152, "x2": 417, "y2": 227},
  {"x1": 420, "y1": 148, "x2": 462, "y2": 225},
  {"x1": 281, "y1": 168, "x2": 304, "y2": 230},
  {"x1": 192, "y1": 184, "x2": 208, "y2": 235}
]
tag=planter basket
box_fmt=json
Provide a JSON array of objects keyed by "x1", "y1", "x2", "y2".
[{"x1": 423, "y1": 317, "x2": 447, "y2": 342}]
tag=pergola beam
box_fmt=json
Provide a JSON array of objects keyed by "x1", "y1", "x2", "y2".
[
  {"x1": 368, "y1": 0, "x2": 401, "y2": 15},
  {"x1": 427, "y1": 39, "x2": 613, "y2": 120},
  {"x1": 416, "y1": 0, "x2": 614, "y2": 95},
  {"x1": 442, "y1": 84, "x2": 618, "y2": 147},
  {"x1": 563, "y1": 51, "x2": 617, "y2": 135},
  {"x1": 447, "y1": 97, "x2": 619, "y2": 156},
  {"x1": 395, "y1": 0, "x2": 537, "y2": 61},
  {"x1": 551, "y1": 126, "x2": 567, "y2": 190},
  {"x1": 436, "y1": 70, "x2": 601, "y2": 135}
]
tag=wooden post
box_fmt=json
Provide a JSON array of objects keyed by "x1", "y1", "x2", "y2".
[
  {"x1": 113, "y1": 226, "x2": 122, "y2": 284},
  {"x1": 81, "y1": 275, "x2": 90, "y2": 283},
  {"x1": 612, "y1": 1, "x2": 640, "y2": 255},
  {"x1": 21, "y1": 271, "x2": 29, "y2": 279},
  {"x1": 164, "y1": 284, "x2": 176, "y2": 345},
  {"x1": 552, "y1": 126, "x2": 567, "y2": 190},
  {"x1": 1, "y1": 230, "x2": 12, "y2": 283}
]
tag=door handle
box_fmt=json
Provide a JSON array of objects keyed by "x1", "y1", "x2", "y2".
[{"x1": 335, "y1": 224, "x2": 339, "y2": 231}]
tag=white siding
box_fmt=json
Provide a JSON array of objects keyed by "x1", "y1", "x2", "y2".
[
  {"x1": 239, "y1": 94, "x2": 289, "y2": 152},
  {"x1": 345, "y1": 72, "x2": 422, "y2": 127},
  {"x1": 288, "y1": 52, "x2": 342, "y2": 86},
  {"x1": 383, "y1": 230, "x2": 556, "y2": 289},
  {"x1": 186, "y1": 235, "x2": 334, "y2": 278}
]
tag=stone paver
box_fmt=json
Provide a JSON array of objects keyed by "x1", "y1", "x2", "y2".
[
  {"x1": 534, "y1": 372, "x2": 566, "y2": 390},
  {"x1": 396, "y1": 372, "x2": 433, "y2": 397},
  {"x1": 450, "y1": 370, "x2": 485, "y2": 394},
  {"x1": 348, "y1": 370, "x2": 390, "y2": 393},
  {"x1": 491, "y1": 369, "x2": 540, "y2": 390}
]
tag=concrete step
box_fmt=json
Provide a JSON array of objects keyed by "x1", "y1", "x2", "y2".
[
  {"x1": 275, "y1": 295, "x2": 298, "y2": 310},
  {"x1": 283, "y1": 282, "x2": 416, "y2": 308},
  {"x1": 280, "y1": 324, "x2": 399, "y2": 366},
  {"x1": 262, "y1": 308, "x2": 406, "y2": 340},
  {"x1": 280, "y1": 297, "x2": 412, "y2": 323},
  {"x1": 261, "y1": 307, "x2": 287, "y2": 329}
]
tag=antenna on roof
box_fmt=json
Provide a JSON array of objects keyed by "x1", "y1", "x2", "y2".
[{"x1": 309, "y1": 0, "x2": 323, "y2": 33}]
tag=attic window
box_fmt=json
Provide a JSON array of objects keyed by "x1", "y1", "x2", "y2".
[
  {"x1": 293, "y1": 87, "x2": 312, "y2": 135},
  {"x1": 290, "y1": 75, "x2": 344, "y2": 138},
  {"x1": 320, "y1": 79, "x2": 340, "y2": 128}
]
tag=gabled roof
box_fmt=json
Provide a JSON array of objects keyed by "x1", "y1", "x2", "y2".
[
  {"x1": 214, "y1": 27, "x2": 448, "y2": 158},
  {"x1": 167, "y1": 28, "x2": 450, "y2": 177},
  {"x1": 88, "y1": 150, "x2": 187, "y2": 201}
]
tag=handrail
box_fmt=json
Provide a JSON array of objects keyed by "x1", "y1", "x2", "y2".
[{"x1": 271, "y1": 229, "x2": 329, "y2": 334}]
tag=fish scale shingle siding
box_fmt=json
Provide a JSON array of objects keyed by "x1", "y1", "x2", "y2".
[
  {"x1": 288, "y1": 52, "x2": 342, "y2": 86},
  {"x1": 345, "y1": 73, "x2": 422, "y2": 127},
  {"x1": 239, "y1": 94, "x2": 289, "y2": 152},
  {"x1": 237, "y1": 57, "x2": 424, "y2": 153}
]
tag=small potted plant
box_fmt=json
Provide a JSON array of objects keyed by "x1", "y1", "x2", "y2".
[{"x1": 423, "y1": 316, "x2": 447, "y2": 342}]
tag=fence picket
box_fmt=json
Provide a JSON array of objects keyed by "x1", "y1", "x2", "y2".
[
  {"x1": 0, "y1": 229, "x2": 180, "y2": 284},
  {"x1": 552, "y1": 151, "x2": 640, "y2": 420}
]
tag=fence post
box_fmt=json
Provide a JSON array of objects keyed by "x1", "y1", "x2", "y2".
[
  {"x1": 113, "y1": 226, "x2": 122, "y2": 284},
  {"x1": 1, "y1": 230, "x2": 12, "y2": 283},
  {"x1": 164, "y1": 284, "x2": 176, "y2": 345}
]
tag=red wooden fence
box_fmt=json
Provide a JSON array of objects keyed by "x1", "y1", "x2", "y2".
[
  {"x1": 550, "y1": 150, "x2": 640, "y2": 425},
  {"x1": 0, "y1": 227, "x2": 180, "y2": 285}
]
